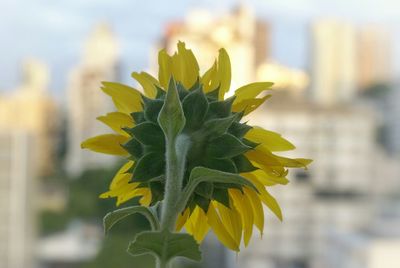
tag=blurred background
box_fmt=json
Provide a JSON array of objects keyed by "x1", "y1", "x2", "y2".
[{"x1": 1, "y1": 0, "x2": 400, "y2": 267}]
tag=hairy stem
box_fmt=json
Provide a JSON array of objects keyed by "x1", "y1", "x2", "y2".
[{"x1": 160, "y1": 134, "x2": 190, "y2": 231}]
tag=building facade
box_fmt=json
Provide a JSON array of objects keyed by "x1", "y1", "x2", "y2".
[
  {"x1": 160, "y1": 5, "x2": 269, "y2": 91},
  {"x1": 65, "y1": 24, "x2": 120, "y2": 176},
  {"x1": 0, "y1": 59, "x2": 58, "y2": 176},
  {"x1": 0, "y1": 130, "x2": 36, "y2": 268},
  {"x1": 237, "y1": 95, "x2": 378, "y2": 268}
]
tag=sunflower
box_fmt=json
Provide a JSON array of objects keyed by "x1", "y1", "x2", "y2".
[{"x1": 82, "y1": 41, "x2": 311, "y2": 252}]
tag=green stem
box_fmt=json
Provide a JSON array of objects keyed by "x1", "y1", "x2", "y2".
[
  {"x1": 156, "y1": 135, "x2": 190, "y2": 268},
  {"x1": 160, "y1": 134, "x2": 190, "y2": 231},
  {"x1": 157, "y1": 258, "x2": 170, "y2": 268}
]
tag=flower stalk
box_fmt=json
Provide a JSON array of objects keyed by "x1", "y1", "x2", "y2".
[{"x1": 160, "y1": 134, "x2": 190, "y2": 231}]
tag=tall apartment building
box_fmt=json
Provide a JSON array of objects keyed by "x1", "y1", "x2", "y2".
[
  {"x1": 0, "y1": 59, "x2": 58, "y2": 176},
  {"x1": 357, "y1": 27, "x2": 392, "y2": 90},
  {"x1": 237, "y1": 94, "x2": 378, "y2": 268},
  {"x1": 0, "y1": 130, "x2": 36, "y2": 268},
  {"x1": 66, "y1": 24, "x2": 120, "y2": 175},
  {"x1": 310, "y1": 20, "x2": 357, "y2": 105},
  {"x1": 160, "y1": 5, "x2": 269, "y2": 90}
]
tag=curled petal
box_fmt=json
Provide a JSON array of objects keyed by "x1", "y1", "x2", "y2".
[
  {"x1": 245, "y1": 126, "x2": 295, "y2": 152},
  {"x1": 81, "y1": 134, "x2": 129, "y2": 156},
  {"x1": 233, "y1": 82, "x2": 273, "y2": 103},
  {"x1": 207, "y1": 202, "x2": 239, "y2": 251},
  {"x1": 101, "y1": 82, "x2": 142, "y2": 114},
  {"x1": 97, "y1": 112, "x2": 134, "y2": 136},
  {"x1": 232, "y1": 95, "x2": 271, "y2": 115},
  {"x1": 218, "y1": 48, "x2": 231, "y2": 100},
  {"x1": 131, "y1": 72, "x2": 160, "y2": 98}
]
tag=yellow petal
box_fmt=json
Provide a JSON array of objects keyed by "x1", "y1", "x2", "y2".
[
  {"x1": 201, "y1": 60, "x2": 219, "y2": 93},
  {"x1": 252, "y1": 169, "x2": 289, "y2": 186},
  {"x1": 233, "y1": 82, "x2": 274, "y2": 103},
  {"x1": 218, "y1": 48, "x2": 231, "y2": 100},
  {"x1": 185, "y1": 207, "x2": 210, "y2": 242},
  {"x1": 158, "y1": 49, "x2": 172, "y2": 89},
  {"x1": 176, "y1": 209, "x2": 190, "y2": 231},
  {"x1": 131, "y1": 72, "x2": 160, "y2": 98},
  {"x1": 216, "y1": 202, "x2": 242, "y2": 246},
  {"x1": 172, "y1": 41, "x2": 199, "y2": 89},
  {"x1": 207, "y1": 202, "x2": 239, "y2": 251},
  {"x1": 245, "y1": 126, "x2": 295, "y2": 152},
  {"x1": 101, "y1": 82, "x2": 142, "y2": 114},
  {"x1": 242, "y1": 172, "x2": 277, "y2": 188},
  {"x1": 97, "y1": 112, "x2": 134, "y2": 136},
  {"x1": 110, "y1": 161, "x2": 134, "y2": 189},
  {"x1": 274, "y1": 155, "x2": 313, "y2": 169},
  {"x1": 138, "y1": 188, "x2": 152, "y2": 206},
  {"x1": 81, "y1": 134, "x2": 129, "y2": 156},
  {"x1": 246, "y1": 175, "x2": 283, "y2": 221},
  {"x1": 230, "y1": 189, "x2": 254, "y2": 246},
  {"x1": 246, "y1": 150, "x2": 283, "y2": 168},
  {"x1": 243, "y1": 187, "x2": 264, "y2": 235},
  {"x1": 232, "y1": 95, "x2": 271, "y2": 115}
]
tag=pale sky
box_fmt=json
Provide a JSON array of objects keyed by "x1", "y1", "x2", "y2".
[{"x1": 0, "y1": 0, "x2": 399, "y2": 94}]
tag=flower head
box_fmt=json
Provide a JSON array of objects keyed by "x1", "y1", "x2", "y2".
[{"x1": 82, "y1": 41, "x2": 311, "y2": 251}]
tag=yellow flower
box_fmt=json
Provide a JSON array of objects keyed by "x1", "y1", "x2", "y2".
[{"x1": 81, "y1": 41, "x2": 312, "y2": 251}]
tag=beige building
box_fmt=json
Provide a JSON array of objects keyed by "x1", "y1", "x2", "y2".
[
  {"x1": 357, "y1": 27, "x2": 392, "y2": 90},
  {"x1": 0, "y1": 130, "x2": 36, "y2": 268},
  {"x1": 237, "y1": 93, "x2": 379, "y2": 268},
  {"x1": 0, "y1": 59, "x2": 58, "y2": 176},
  {"x1": 310, "y1": 20, "x2": 357, "y2": 105},
  {"x1": 160, "y1": 5, "x2": 268, "y2": 91},
  {"x1": 66, "y1": 24, "x2": 120, "y2": 175}
]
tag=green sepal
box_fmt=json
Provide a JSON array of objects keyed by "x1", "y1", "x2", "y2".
[
  {"x1": 206, "y1": 133, "x2": 251, "y2": 159},
  {"x1": 155, "y1": 86, "x2": 166, "y2": 99},
  {"x1": 202, "y1": 114, "x2": 239, "y2": 138},
  {"x1": 206, "y1": 96, "x2": 235, "y2": 120},
  {"x1": 142, "y1": 96, "x2": 164, "y2": 123},
  {"x1": 233, "y1": 154, "x2": 258, "y2": 173},
  {"x1": 176, "y1": 82, "x2": 190, "y2": 99},
  {"x1": 127, "y1": 230, "x2": 202, "y2": 262},
  {"x1": 194, "y1": 194, "x2": 211, "y2": 212},
  {"x1": 148, "y1": 181, "x2": 165, "y2": 205},
  {"x1": 158, "y1": 78, "x2": 186, "y2": 141},
  {"x1": 214, "y1": 182, "x2": 243, "y2": 192},
  {"x1": 242, "y1": 138, "x2": 260, "y2": 149},
  {"x1": 103, "y1": 206, "x2": 160, "y2": 233},
  {"x1": 229, "y1": 122, "x2": 252, "y2": 138},
  {"x1": 179, "y1": 167, "x2": 258, "y2": 211},
  {"x1": 122, "y1": 138, "x2": 143, "y2": 160},
  {"x1": 205, "y1": 87, "x2": 220, "y2": 101},
  {"x1": 203, "y1": 158, "x2": 237, "y2": 173},
  {"x1": 127, "y1": 122, "x2": 165, "y2": 147},
  {"x1": 182, "y1": 86, "x2": 209, "y2": 130},
  {"x1": 132, "y1": 152, "x2": 165, "y2": 182},
  {"x1": 212, "y1": 188, "x2": 231, "y2": 208},
  {"x1": 194, "y1": 181, "x2": 214, "y2": 199},
  {"x1": 131, "y1": 111, "x2": 146, "y2": 124}
]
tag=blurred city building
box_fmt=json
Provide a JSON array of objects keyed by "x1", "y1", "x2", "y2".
[
  {"x1": 310, "y1": 21, "x2": 392, "y2": 105},
  {"x1": 256, "y1": 62, "x2": 309, "y2": 95},
  {"x1": 357, "y1": 27, "x2": 392, "y2": 90},
  {"x1": 323, "y1": 200, "x2": 400, "y2": 268},
  {"x1": 65, "y1": 24, "x2": 120, "y2": 176},
  {"x1": 310, "y1": 20, "x2": 357, "y2": 105},
  {"x1": 0, "y1": 59, "x2": 58, "y2": 176},
  {"x1": 0, "y1": 130, "x2": 36, "y2": 268},
  {"x1": 159, "y1": 5, "x2": 268, "y2": 91},
  {"x1": 238, "y1": 94, "x2": 380, "y2": 268}
]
